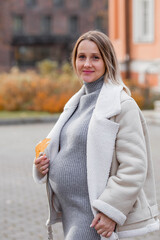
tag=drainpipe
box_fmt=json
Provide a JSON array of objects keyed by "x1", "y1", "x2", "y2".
[{"x1": 125, "y1": 0, "x2": 131, "y2": 80}]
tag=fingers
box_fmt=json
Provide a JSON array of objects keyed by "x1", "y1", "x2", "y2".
[
  {"x1": 97, "y1": 229, "x2": 113, "y2": 238},
  {"x1": 40, "y1": 163, "x2": 49, "y2": 171},
  {"x1": 97, "y1": 228, "x2": 104, "y2": 235},
  {"x1": 41, "y1": 167, "x2": 49, "y2": 175},
  {"x1": 91, "y1": 212, "x2": 116, "y2": 238},
  {"x1": 90, "y1": 213, "x2": 101, "y2": 227},
  {"x1": 101, "y1": 231, "x2": 108, "y2": 237},
  {"x1": 106, "y1": 231, "x2": 112, "y2": 238},
  {"x1": 34, "y1": 154, "x2": 47, "y2": 164},
  {"x1": 34, "y1": 154, "x2": 50, "y2": 175}
]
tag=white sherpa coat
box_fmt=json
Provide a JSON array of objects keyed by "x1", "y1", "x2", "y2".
[{"x1": 33, "y1": 81, "x2": 159, "y2": 240}]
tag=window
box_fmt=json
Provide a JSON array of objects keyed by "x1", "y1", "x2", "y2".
[
  {"x1": 54, "y1": 0, "x2": 64, "y2": 7},
  {"x1": 14, "y1": 46, "x2": 52, "y2": 66},
  {"x1": 69, "y1": 16, "x2": 78, "y2": 34},
  {"x1": 41, "y1": 16, "x2": 52, "y2": 35},
  {"x1": 95, "y1": 16, "x2": 104, "y2": 32},
  {"x1": 26, "y1": 0, "x2": 36, "y2": 7},
  {"x1": 133, "y1": 0, "x2": 154, "y2": 43},
  {"x1": 80, "y1": 0, "x2": 91, "y2": 8},
  {"x1": 13, "y1": 15, "x2": 24, "y2": 35},
  {"x1": 105, "y1": 0, "x2": 108, "y2": 9}
]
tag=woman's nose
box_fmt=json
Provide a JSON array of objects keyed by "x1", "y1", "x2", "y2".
[{"x1": 84, "y1": 58, "x2": 91, "y2": 67}]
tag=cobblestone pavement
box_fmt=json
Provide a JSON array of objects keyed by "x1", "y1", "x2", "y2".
[{"x1": 0, "y1": 123, "x2": 159, "y2": 240}]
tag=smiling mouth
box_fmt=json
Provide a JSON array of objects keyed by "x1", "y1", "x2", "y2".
[{"x1": 83, "y1": 70, "x2": 94, "y2": 73}]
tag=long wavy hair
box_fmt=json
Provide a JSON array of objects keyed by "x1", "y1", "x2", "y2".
[{"x1": 71, "y1": 30, "x2": 130, "y2": 95}]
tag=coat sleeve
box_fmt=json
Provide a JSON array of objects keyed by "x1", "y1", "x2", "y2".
[
  {"x1": 92, "y1": 99, "x2": 148, "y2": 226},
  {"x1": 32, "y1": 161, "x2": 47, "y2": 184}
]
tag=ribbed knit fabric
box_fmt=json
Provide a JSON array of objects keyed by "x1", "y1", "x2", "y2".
[{"x1": 49, "y1": 76, "x2": 104, "y2": 240}]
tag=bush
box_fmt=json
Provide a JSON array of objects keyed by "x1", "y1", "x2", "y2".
[
  {"x1": 124, "y1": 79, "x2": 149, "y2": 109},
  {"x1": 0, "y1": 62, "x2": 81, "y2": 113},
  {"x1": 37, "y1": 59, "x2": 58, "y2": 76},
  {"x1": 2, "y1": 64, "x2": 155, "y2": 113}
]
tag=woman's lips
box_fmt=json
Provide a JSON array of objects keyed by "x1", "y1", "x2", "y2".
[{"x1": 83, "y1": 70, "x2": 94, "y2": 73}]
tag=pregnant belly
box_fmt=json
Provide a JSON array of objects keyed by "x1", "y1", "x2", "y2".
[{"x1": 49, "y1": 154, "x2": 89, "y2": 200}]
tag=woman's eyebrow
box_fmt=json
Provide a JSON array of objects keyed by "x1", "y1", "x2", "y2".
[{"x1": 77, "y1": 52, "x2": 101, "y2": 55}]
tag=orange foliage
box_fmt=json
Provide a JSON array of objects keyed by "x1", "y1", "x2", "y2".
[
  {"x1": 131, "y1": 92, "x2": 145, "y2": 109},
  {"x1": 0, "y1": 96, "x2": 4, "y2": 110},
  {"x1": 0, "y1": 65, "x2": 81, "y2": 113},
  {"x1": 2, "y1": 63, "x2": 151, "y2": 112},
  {"x1": 41, "y1": 93, "x2": 72, "y2": 113},
  {"x1": 124, "y1": 79, "x2": 146, "y2": 109}
]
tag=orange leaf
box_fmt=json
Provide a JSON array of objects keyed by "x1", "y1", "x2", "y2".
[{"x1": 35, "y1": 138, "x2": 51, "y2": 159}]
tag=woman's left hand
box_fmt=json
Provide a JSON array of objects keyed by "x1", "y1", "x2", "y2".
[{"x1": 90, "y1": 212, "x2": 116, "y2": 238}]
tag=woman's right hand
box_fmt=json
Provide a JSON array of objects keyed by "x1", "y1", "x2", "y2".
[{"x1": 34, "y1": 154, "x2": 50, "y2": 175}]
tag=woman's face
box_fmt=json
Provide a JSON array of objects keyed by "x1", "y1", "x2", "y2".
[{"x1": 75, "y1": 40, "x2": 105, "y2": 83}]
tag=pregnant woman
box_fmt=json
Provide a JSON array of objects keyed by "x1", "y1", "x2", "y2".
[{"x1": 33, "y1": 30, "x2": 159, "y2": 240}]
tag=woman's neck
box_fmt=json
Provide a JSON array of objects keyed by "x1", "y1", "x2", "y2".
[{"x1": 83, "y1": 75, "x2": 104, "y2": 94}]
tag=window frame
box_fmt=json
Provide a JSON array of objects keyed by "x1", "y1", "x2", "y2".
[
  {"x1": 95, "y1": 16, "x2": 105, "y2": 33},
  {"x1": 54, "y1": 0, "x2": 64, "y2": 7},
  {"x1": 133, "y1": 0, "x2": 154, "y2": 43},
  {"x1": 26, "y1": 0, "x2": 37, "y2": 7},
  {"x1": 69, "y1": 15, "x2": 79, "y2": 34},
  {"x1": 80, "y1": 0, "x2": 91, "y2": 8},
  {"x1": 13, "y1": 15, "x2": 24, "y2": 35},
  {"x1": 41, "y1": 16, "x2": 52, "y2": 35}
]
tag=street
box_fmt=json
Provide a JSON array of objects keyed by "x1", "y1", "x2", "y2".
[{"x1": 0, "y1": 122, "x2": 159, "y2": 240}]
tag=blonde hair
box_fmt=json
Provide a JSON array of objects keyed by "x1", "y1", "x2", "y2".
[{"x1": 71, "y1": 30, "x2": 130, "y2": 95}]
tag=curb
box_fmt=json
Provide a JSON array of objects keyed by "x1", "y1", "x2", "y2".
[
  {"x1": 0, "y1": 111, "x2": 160, "y2": 126},
  {"x1": 0, "y1": 115, "x2": 60, "y2": 125}
]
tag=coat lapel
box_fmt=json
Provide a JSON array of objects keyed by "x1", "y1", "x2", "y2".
[
  {"x1": 94, "y1": 81, "x2": 123, "y2": 119},
  {"x1": 46, "y1": 86, "x2": 85, "y2": 163},
  {"x1": 87, "y1": 82, "x2": 123, "y2": 216}
]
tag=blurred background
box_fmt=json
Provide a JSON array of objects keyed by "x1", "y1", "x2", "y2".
[
  {"x1": 0, "y1": 0, "x2": 160, "y2": 113},
  {"x1": 0, "y1": 0, "x2": 160, "y2": 240}
]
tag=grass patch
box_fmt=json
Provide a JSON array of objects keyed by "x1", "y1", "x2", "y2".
[{"x1": 0, "y1": 111, "x2": 55, "y2": 119}]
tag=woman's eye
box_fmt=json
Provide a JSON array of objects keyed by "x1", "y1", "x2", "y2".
[
  {"x1": 78, "y1": 55, "x2": 85, "y2": 59},
  {"x1": 93, "y1": 56, "x2": 99, "y2": 60}
]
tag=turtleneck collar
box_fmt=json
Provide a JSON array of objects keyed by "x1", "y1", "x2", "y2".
[{"x1": 83, "y1": 75, "x2": 104, "y2": 94}]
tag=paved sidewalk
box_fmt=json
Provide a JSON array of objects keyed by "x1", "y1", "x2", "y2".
[
  {"x1": 0, "y1": 122, "x2": 159, "y2": 240},
  {"x1": 143, "y1": 110, "x2": 160, "y2": 125},
  {"x1": 0, "y1": 123, "x2": 64, "y2": 240}
]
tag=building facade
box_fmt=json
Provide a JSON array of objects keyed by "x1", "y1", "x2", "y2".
[
  {"x1": 0, "y1": 0, "x2": 108, "y2": 70},
  {"x1": 109, "y1": 0, "x2": 160, "y2": 90}
]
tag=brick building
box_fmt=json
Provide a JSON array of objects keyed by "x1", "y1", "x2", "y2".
[
  {"x1": 109, "y1": 0, "x2": 160, "y2": 90},
  {"x1": 0, "y1": 0, "x2": 108, "y2": 70}
]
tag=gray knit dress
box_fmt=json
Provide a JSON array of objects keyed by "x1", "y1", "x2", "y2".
[{"x1": 49, "y1": 76, "x2": 104, "y2": 240}]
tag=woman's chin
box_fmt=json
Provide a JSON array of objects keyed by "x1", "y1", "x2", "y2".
[{"x1": 82, "y1": 76, "x2": 96, "y2": 83}]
